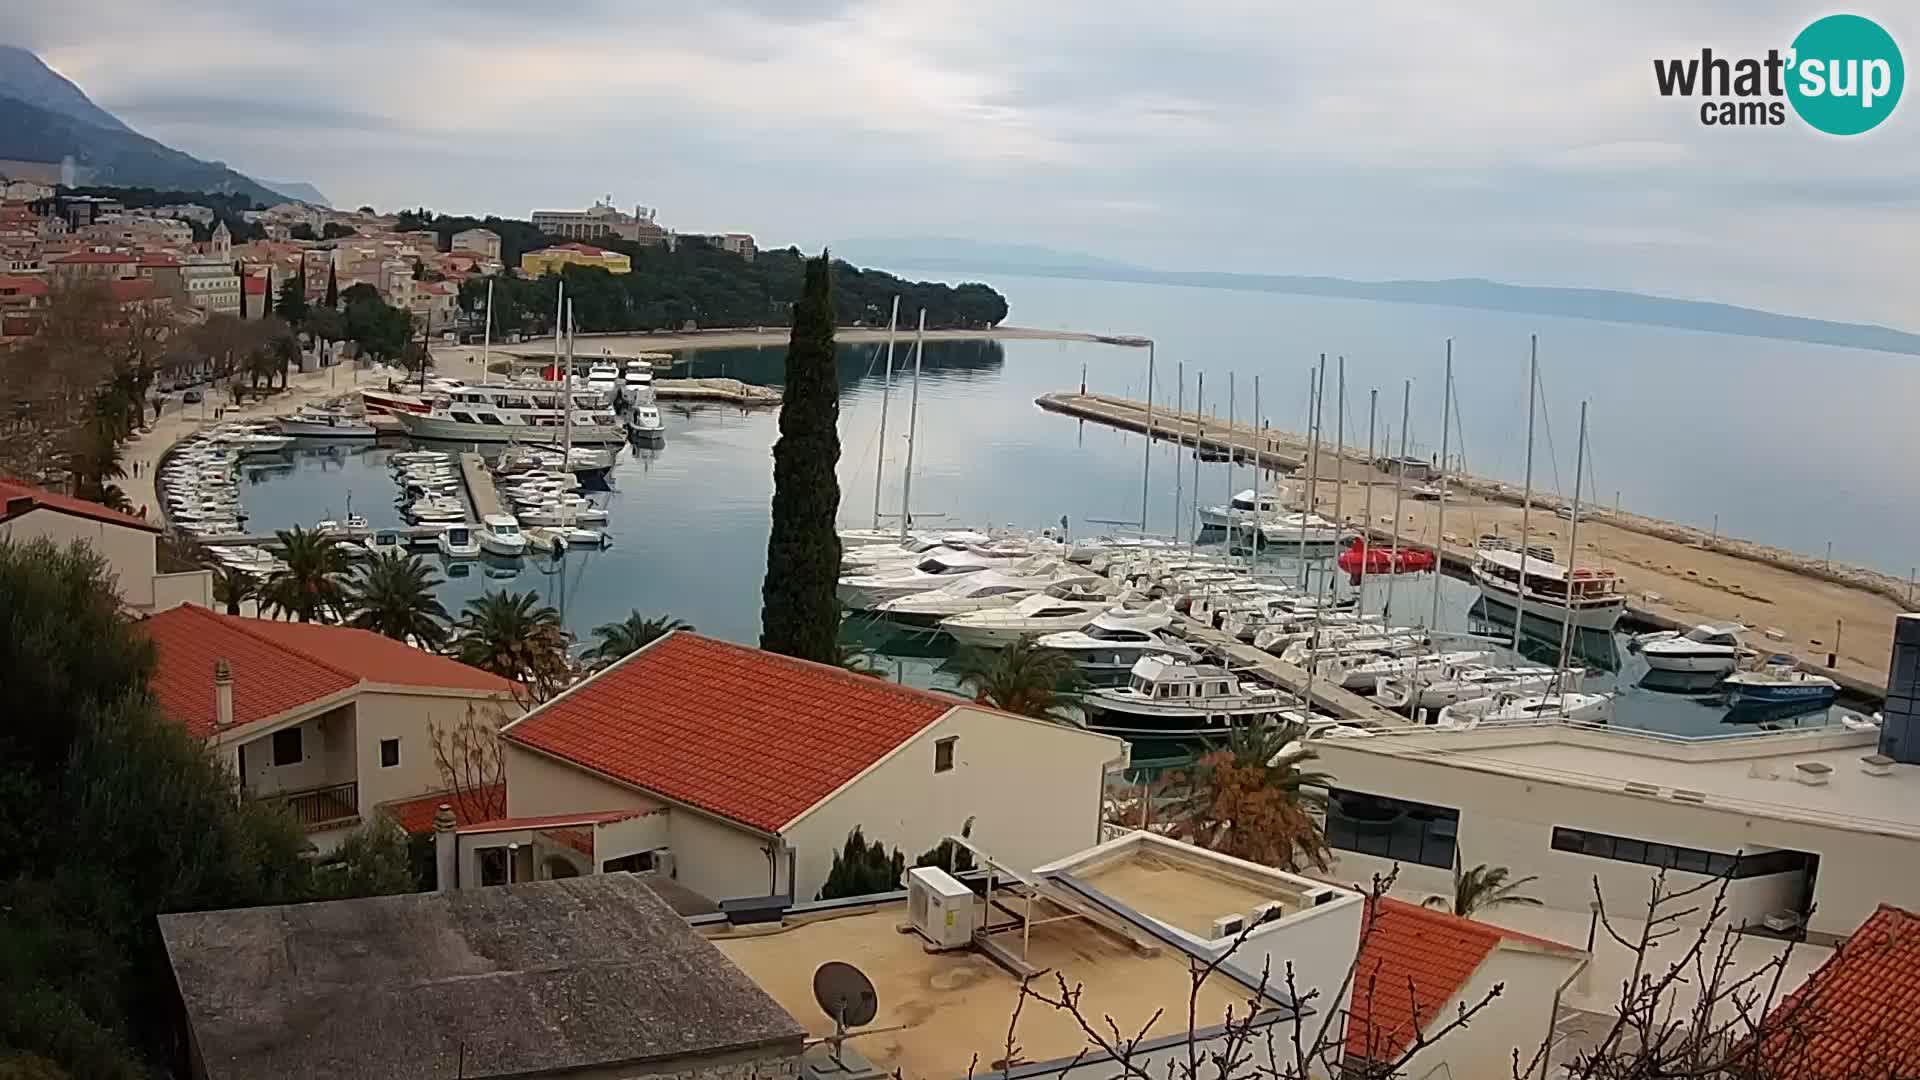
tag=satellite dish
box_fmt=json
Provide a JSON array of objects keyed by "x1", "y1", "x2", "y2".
[{"x1": 813, "y1": 961, "x2": 879, "y2": 1029}]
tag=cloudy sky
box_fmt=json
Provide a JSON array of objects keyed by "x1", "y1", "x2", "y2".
[{"x1": 5, "y1": 1, "x2": 1917, "y2": 324}]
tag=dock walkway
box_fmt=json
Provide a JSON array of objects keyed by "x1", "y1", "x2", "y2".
[
  {"x1": 655, "y1": 378, "x2": 781, "y2": 407},
  {"x1": 1179, "y1": 619, "x2": 1410, "y2": 728},
  {"x1": 459, "y1": 453, "x2": 499, "y2": 522},
  {"x1": 1037, "y1": 392, "x2": 1309, "y2": 473}
]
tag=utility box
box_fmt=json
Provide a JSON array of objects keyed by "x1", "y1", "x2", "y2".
[{"x1": 904, "y1": 866, "x2": 976, "y2": 950}]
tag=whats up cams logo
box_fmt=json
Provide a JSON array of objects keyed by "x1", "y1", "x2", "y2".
[{"x1": 1654, "y1": 13, "x2": 1904, "y2": 134}]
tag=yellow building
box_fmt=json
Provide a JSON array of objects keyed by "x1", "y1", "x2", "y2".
[{"x1": 520, "y1": 242, "x2": 631, "y2": 277}]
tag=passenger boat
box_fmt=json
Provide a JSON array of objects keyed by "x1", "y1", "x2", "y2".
[
  {"x1": 392, "y1": 383, "x2": 624, "y2": 445},
  {"x1": 1470, "y1": 535, "x2": 1625, "y2": 632}
]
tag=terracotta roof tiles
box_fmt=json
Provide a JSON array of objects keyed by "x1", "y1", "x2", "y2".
[
  {"x1": 1760, "y1": 904, "x2": 1920, "y2": 1079},
  {"x1": 1347, "y1": 898, "x2": 1530, "y2": 1062},
  {"x1": 503, "y1": 632, "x2": 957, "y2": 832},
  {"x1": 0, "y1": 474, "x2": 159, "y2": 532}
]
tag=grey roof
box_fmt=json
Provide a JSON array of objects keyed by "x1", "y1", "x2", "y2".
[{"x1": 158, "y1": 875, "x2": 805, "y2": 1080}]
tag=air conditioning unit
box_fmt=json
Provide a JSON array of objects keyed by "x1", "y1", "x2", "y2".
[
  {"x1": 648, "y1": 848, "x2": 675, "y2": 878},
  {"x1": 904, "y1": 866, "x2": 976, "y2": 950}
]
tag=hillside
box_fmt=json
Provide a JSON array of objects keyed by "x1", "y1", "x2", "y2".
[
  {"x1": 0, "y1": 93, "x2": 286, "y2": 203},
  {"x1": 0, "y1": 44, "x2": 128, "y2": 132}
]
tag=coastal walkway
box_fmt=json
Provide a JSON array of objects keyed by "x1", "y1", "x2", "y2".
[{"x1": 459, "y1": 453, "x2": 500, "y2": 522}]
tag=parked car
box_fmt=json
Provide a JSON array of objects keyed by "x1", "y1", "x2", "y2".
[{"x1": 182, "y1": 389, "x2": 203, "y2": 404}]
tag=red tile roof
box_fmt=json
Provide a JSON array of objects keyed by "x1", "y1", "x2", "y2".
[
  {"x1": 50, "y1": 250, "x2": 136, "y2": 264},
  {"x1": 380, "y1": 784, "x2": 507, "y2": 834},
  {"x1": 104, "y1": 278, "x2": 161, "y2": 305},
  {"x1": 0, "y1": 275, "x2": 49, "y2": 297},
  {"x1": 552, "y1": 242, "x2": 612, "y2": 256},
  {"x1": 140, "y1": 606, "x2": 513, "y2": 739},
  {"x1": 503, "y1": 632, "x2": 958, "y2": 832},
  {"x1": 1346, "y1": 898, "x2": 1574, "y2": 1061},
  {"x1": 1760, "y1": 904, "x2": 1920, "y2": 1079},
  {"x1": 0, "y1": 474, "x2": 159, "y2": 532}
]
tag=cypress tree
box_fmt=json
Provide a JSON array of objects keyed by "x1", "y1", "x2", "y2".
[
  {"x1": 324, "y1": 263, "x2": 339, "y2": 309},
  {"x1": 263, "y1": 268, "x2": 274, "y2": 317},
  {"x1": 235, "y1": 261, "x2": 248, "y2": 319},
  {"x1": 759, "y1": 252, "x2": 842, "y2": 663}
]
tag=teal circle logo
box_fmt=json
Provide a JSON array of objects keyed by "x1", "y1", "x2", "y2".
[{"x1": 1788, "y1": 14, "x2": 1903, "y2": 135}]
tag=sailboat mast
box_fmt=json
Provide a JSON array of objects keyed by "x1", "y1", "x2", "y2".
[
  {"x1": 1140, "y1": 341, "x2": 1154, "y2": 534},
  {"x1": 481, "y1": 278, "x2": 493, "y2": 372},
  {"x1": 1386, "y1": 380, "x2": 1409, "y2": 617},
  {"x1": 1224, "y1": 374, "x2": 1235, "y2": 561},
  {"x1": 871, "y1": 295, "x2": 899, "y2": 530},
  {"x1": 1251, "y1": 375, "x2": 1262, "y2": 573},
  {"x1": 1331, "y1": 357, "x2": 1345, "y2": 585},
  {"x1": 563, "y1": 299, "x2": 574, "y2": 460},
  {"x1": 1513, "y1": 335, "x2": 1539, "y2": 653},
  {"x1": 1190, "y1": 372, "x2": 1203, "y2": 555},
  {"x1": 1430, "y1": 339, "x2": 1452, "y2": 633},
  {"x1": 1299, "y1": 356, "x2": 1325, "y2": 585},
  {"x1": 1172, "y1": 362, "x2": 1183, "y2": 542},
  {"x1": 1556, "y1": 401, "x2": 1589, "y2": 708},
  {"x1": 551, "y1": 281, "x2": 564, "y2": 384},
  {"x1": 1357, "y1": 389, "x2": 1377, "y2": 618},
  {"x1": 897, "y1": 309, "x2": 926, "y2": 543}
]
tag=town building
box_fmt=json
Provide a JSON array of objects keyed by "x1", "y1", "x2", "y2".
[
  {"x1": 159, "y1": 875, "x2": 808, "y2": 1080},
  {"x1": 0, "y1": 477, "x2": 209, "y2": 610},
  {"x1": 1308, "y1": 716, "x2": 1920, "y2": 939},
  {"x1": 180, "y1": 260, "x2": 241, "y2": 317},
  {"x1": 2, "y1": 178, "x2": 54, "y2": 201},
  {"x1": 683, "y1": 232, "x2": 758, "y2": 260},
  {"x1": 149, "y1": 202, "x2": 215, "y2": 225},
  {"x1": 135, "y1": 253, "x2": 184, "y2": 296},
  {"x1": 706, "y1": 830, "x2": 1360, "y2": 1080},
  {"x1": 408, "y1": 279, "x2": 457, "y2": 333},
  {"x1": 532, "y1": 199, "x2": 668, "y2": 244},
  {"x1": 46, "y1": 248, "x2": 138, "y2": 282},
  {"x1": 138, "y1": 605, "x2": 518, "y2": 851},
  {"x1": 450, "y1": 226, "x2": 501, "y2": 260},
  {"x1": 520, "y1": 241, "x2": 632, "y2": 277},
  {"x1": 493, "y1": 631, "x2": 1130, "y2": 905}
]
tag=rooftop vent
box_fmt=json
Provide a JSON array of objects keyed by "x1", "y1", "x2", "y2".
[
  {"x1": 1210, "y1": 914, "x2": 1246, "y2": 940},
  {"x1": 1861, "y1": 754, "x2": 1895, "y2": 777},
  {"x1": 1670, "y1": 788, "x2": 1707, "y2": 803},
  {"x1": 1624, "y1": 781, "x2": 1662, "y2": 796},
  {"x1": 1793, "y1": 761, "x2": 1834, "y2": 787},
  {"x1": 1252, "y1": 901, "x2": 1288, "y2": 926}
]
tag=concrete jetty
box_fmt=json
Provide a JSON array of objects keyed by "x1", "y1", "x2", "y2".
[
  {"x1": 655, "y1": 378, "x2": 781, "y2": 407},
  {"x1": 1038, "y1": 392, "x2": 1307, "y2": 472},
  {"x1": 458, "y1": 453, "x2": 499, "y2": 522},
  {"x1": 1182, "y1": 619, "x2": 1410, "y2": 728}
]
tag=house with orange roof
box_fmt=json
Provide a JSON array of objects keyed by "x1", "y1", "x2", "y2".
[
  {"x1": 1, "y1": 475, "x2": 209, "y2": 610},
  {"x1": 492, "y1": 631, "x2": 1130, "y2": 904},
  {"x1": 1756, "y1": 903, "x2": 1920, "y2": 1079},
  {"x1": 139, "y1": 605, "x2": 519, "y2": 850}
]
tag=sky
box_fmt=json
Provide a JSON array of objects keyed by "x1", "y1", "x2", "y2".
[{"x1": 4, "y1": 1, "x2": 1918, "y2": 325}]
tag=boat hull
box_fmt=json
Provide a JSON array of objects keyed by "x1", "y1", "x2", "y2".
[
  {"x1": 1726, "y1": 682, "x2": 1838, "y2": 708},
  {"x1": 276, "y1": 419, "x2": 377, "y2": 438},
  {"x1": 395, "y1": 413, "x2": 626, "y2": 446},
  {"x1": 1472, "y1": 579, "x2": 1624, "y2": 631},
  {"x1": 1641, "y1": 649, "x2": 1738, "y2": 674}
]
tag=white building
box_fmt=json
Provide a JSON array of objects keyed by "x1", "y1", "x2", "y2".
[
  {"x1": 0, "y1": 477, "x2": 208, "y2": 612},
  {"x1": 493, "y1": 631, "x2": 1131, "y2": 904},
  {"x1": 531, "y1": 199, "x2": 667, "y2": 244},
  {"x1": 181, "y1": 261, "x2": 241, "y2": 317},
  {"x1": 450, "y1": 227, "x2": 501, "y2": 260},
  {"x1": 1309, "y1": 719, "x2": 1920, "y2": 938}
]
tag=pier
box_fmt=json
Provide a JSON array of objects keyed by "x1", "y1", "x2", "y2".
[
  {"x1": 458, "y1": 453, "x2": 499, "y2": 522},
  {"x1": 1047, "y1": 389, "x2": 1904, "y2": 695},
  {"x1": 655, "y1": 378, "x2": 782, "y2": 407},
  {"x1": 1183, "y1": 619, "x2": 1410, "y2": 727}
]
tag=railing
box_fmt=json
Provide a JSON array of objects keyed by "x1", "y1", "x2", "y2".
[{"x1": 264, "y1": 781, "x2": 360, "y2": 829}]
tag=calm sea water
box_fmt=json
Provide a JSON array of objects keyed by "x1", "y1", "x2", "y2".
[{"x1": 224, "y1": 277, "x2": 1885, "y2": 739}]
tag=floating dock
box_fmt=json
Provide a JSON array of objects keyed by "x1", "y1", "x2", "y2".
[{"x1": 655, "y1": 378, "x2": 781, "y2": 407}]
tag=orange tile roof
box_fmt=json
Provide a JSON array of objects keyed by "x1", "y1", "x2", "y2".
[
  {"x1": 104, "y1": 278, "x2": 161, "y2": 305},
  {"x1": 1345, "y1": 898, "x2": 1575, "y2": 1062},
  {"x1": 50, "y1": 250, "x2": 136, "y2": 264},
  {"x1": 0, "y1": 474, "x2": 159, "y2": 532},
  {"x1": 0, "y1": 275, "x2": 49, "y2": 297},
  {"x1": 140, "y1": 606, "x2": 513, "y2": 739},
  {"x1": 1760, "y1": 904, "x2": 1920, "y2": 1079},
  {"x1": 503, "y1": 632, "x2": 957, "y2": 832},
  {"x1": 380, "y1": 784, "x2": 507, "y2": 834}
]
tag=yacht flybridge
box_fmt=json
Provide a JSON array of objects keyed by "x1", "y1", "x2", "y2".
[{"x1": 1199, "y1": 489, "x2": 1288, "y2": 528}]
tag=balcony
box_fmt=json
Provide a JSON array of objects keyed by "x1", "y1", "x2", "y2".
[{"x1": 264, "y1": 781, "x2": 360, "y2": 831}]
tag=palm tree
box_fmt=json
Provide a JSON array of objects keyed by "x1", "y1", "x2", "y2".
[
  {"x1": 953, "y1": 639, "x2": 1082, "y2": 723},
  {"x1": 585, "y1": 611, "x2": 690, "y2": 668},
  {"x1": 1165, "y1": 719, "x2": 1334, "y2": 872},
  {"x1": 453, "y1": 590, "x2": 572, "y2": 701},
  {"x1": 1424, "y1": 860, "x2": 1543, "y2": 918},
  {"x1": 343, "y1": 550, "x2": 449, "y2": 649},
  {"x1": 261, "y1": 525, "x2": 350, "y2": 622},
  {"x1": 211, "y1": 565, "x2": 258, "y2": 616}
]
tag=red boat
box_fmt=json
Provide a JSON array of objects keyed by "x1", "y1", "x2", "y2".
[{"x1": 1338, "y1": 536, "x2": 1436, "y2": 579}]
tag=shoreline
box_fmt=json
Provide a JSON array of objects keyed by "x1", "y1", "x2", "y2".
[{"x1": 433, "y1": 324, "x2": 1141, "y2": 364}]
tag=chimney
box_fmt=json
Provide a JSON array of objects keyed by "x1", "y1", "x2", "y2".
[
  {"x1": 433, "y1": 803, "x2": 459, "y2": 892},
  {"x1": 213, "y1": 658, "x2": 234, "y2": 730}
]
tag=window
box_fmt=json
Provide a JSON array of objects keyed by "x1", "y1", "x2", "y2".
[
  {"x1": 478, "y1": 846, "x2": 510, "y2": 887},
  {"x1": 1325, "y1": 787, "x2": 1459, "y2": 869},
  {"x1": 1549, "y1": 827, "x2": 1811, "y2": 879},
  {"x1": 271, "y1": 727, "x2": 303, "y2": 766},
  {"x1": 380, "y1": 738, "x2": 400, "y2": 768},
  {"x1": 934, "y1": 736, "x2": 957, "y2": 773},
  {"x1": 602, "y1": 851, "x2": 656, "y2": 874}
]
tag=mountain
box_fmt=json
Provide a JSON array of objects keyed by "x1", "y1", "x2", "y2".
[
  {"x1": 840, "y1": 237, "x2": 1139, "y2": 276},
  {"x1": 259, "y1": 179, "x2": 331, "y2": 207},
  {"x1": 860, "y1": 241, "x2": 1920, "y2": 357},
  {"x1": 0, "y1": 44, "x2": 128, "y2": 133}
]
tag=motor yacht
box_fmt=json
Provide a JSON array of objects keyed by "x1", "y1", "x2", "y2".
[
  {"x1": 837, "y1": 551, "x2": 1007, "y2": 609},
  {"x1": 874, "y1": 567, "x2": 1101, "y2": 624},
  {"x1": 1436, "y1": 690, "x2": 1615, "y2": 727},
  {"x1": 364, "y1": 529, "x2": 407, "y2": 558},
  {"x1": 1035, "y1": 607, "x2": 1196, "y2": 676},
  {"x1": 1255, "y1": 513, "x2": 1347, "y2": 547},
  {"x1": 627, "y1": 403, "x2": 665, "y2": 441},
  {"x1": 436, "y1": 523, "x2": 482, "y2": 559},
  {"x1": 939, "y1": 591, "x2": 1142, "y2": 650},
  {"x1": 1199, "y1": 488, "x2": 1289, "y2": 528},
  {"x1": 478, "y1": 514, "x2": 528, "y2": 557},
  {"x1": 1632, "y1": 623, "x2": 1747, "y2": 674},
  {"x1": 1080, "y1": 655, "x2": 1296, "y2": 744}
]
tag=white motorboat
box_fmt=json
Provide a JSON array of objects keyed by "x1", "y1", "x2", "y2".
[
  {"x1": 364, "y1": 529, "x2": 407, "y2": 557},
  {"x1": 1723, "y1": 662, "x2": 1840, "y2": 709},
  {"x1": 1255, "y1": 513, "x2": 1347, "y2": 547},
  {"x1": 1279, "y1": 629, "x2": 1430, "y2": 668},
  {"x1": 1436, "y1": 690, "x2": 1615, "y2": 728},
  {"x1": 1035, "y1": 607, "x2": 1195, "y2": 675},
  {"x1": 1080, "y1": 655, "x2": 1297, "y2": 743},
  {"x1": 1230, "y1": 608, "x2": 1376, "y2": 646},
  {"x1": 407, "y1": 498, "x2": 466, "y2": 523},
  {"x1": 314, "y1": 513, "x2": 371, "y2": 537},
  {"x1": 939, "y1": 592, "x2": 1142, "y2": 650},
  {"x1": 478, "y1": 514, "x2": 528, "y2": 557},
  {"x1": 517, "y1": 499, "x2": 609, "y2": 526},
  {"x1": 393, "y1": 382, "x2": 625, "y2": 445},
  {"x1": 627, "y1": 403, "x2": 665, "y2": 441},
  {"x1": 436, "y1": 523, "x2": 482, "y2": 559},
  {"x1": 1633, "y1": 623, "x2": 1747, "y2": 674},
  {"x1": 874, "y1": 567, "x2": 1101, "y2": 623},
  {"x1": 837, "y1": 551, "x2": 1006, "y2": 609},
  {"x1": 1375, "y1": 663, "x2": 1564, "y2": 711},
  {"x1": 1199, "y1": 489, "x2": 1289, "y2": 528},
  {"x1": 1318, "y1": 649, "x2": 1495, "y2": 692},
  {"x1": 276, "y1": 406, "x2": 377, "y2": 438},
  {"x1": 211, "y1": 431, "x2": 293, "y2": 455},
  {"x1": 622, "y1": 368, "x2": 654, "y2": 396},
  {"x1": 1471, "y1": 535, "x2": 1625, "y2": 632}
]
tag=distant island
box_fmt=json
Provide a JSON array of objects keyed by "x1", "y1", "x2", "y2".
[{"x1": 846, "y1": 239, "x2": 1920, "y2": 358}]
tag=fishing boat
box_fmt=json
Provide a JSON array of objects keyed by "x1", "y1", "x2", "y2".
[
  {"x1": 1436, "y1": 690, "x2": 1615, "y2": 727},
  {"x1": 1470, "y1": 535, "x2": 1626, "y2": 632},
  {"x1": 436, "y1": 523, "x2": 481, "y2": 559},
  {"x1": 1079, "y1": 656, "x2": 1296, "y2": 745},
  {"x1": 939, "y1": 592, "x2": 1142, "y2": 650},
  {"x1": 478, "y1": 514, "x2": 528, "y2": 557},
  {"x1": 1723, "y1": 661, "x2": 1839, "y2": 709},
  {"x1": 1375, "y1": 663, "x2": 1563, "y2": 711},
  {"x1": 1632, "y1": 623, "x2": 1748, "y2": 674}
]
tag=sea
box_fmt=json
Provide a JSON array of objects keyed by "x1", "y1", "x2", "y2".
[{"x1": 220, "y1": 273, "x2": 1904, "y2": 742}]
